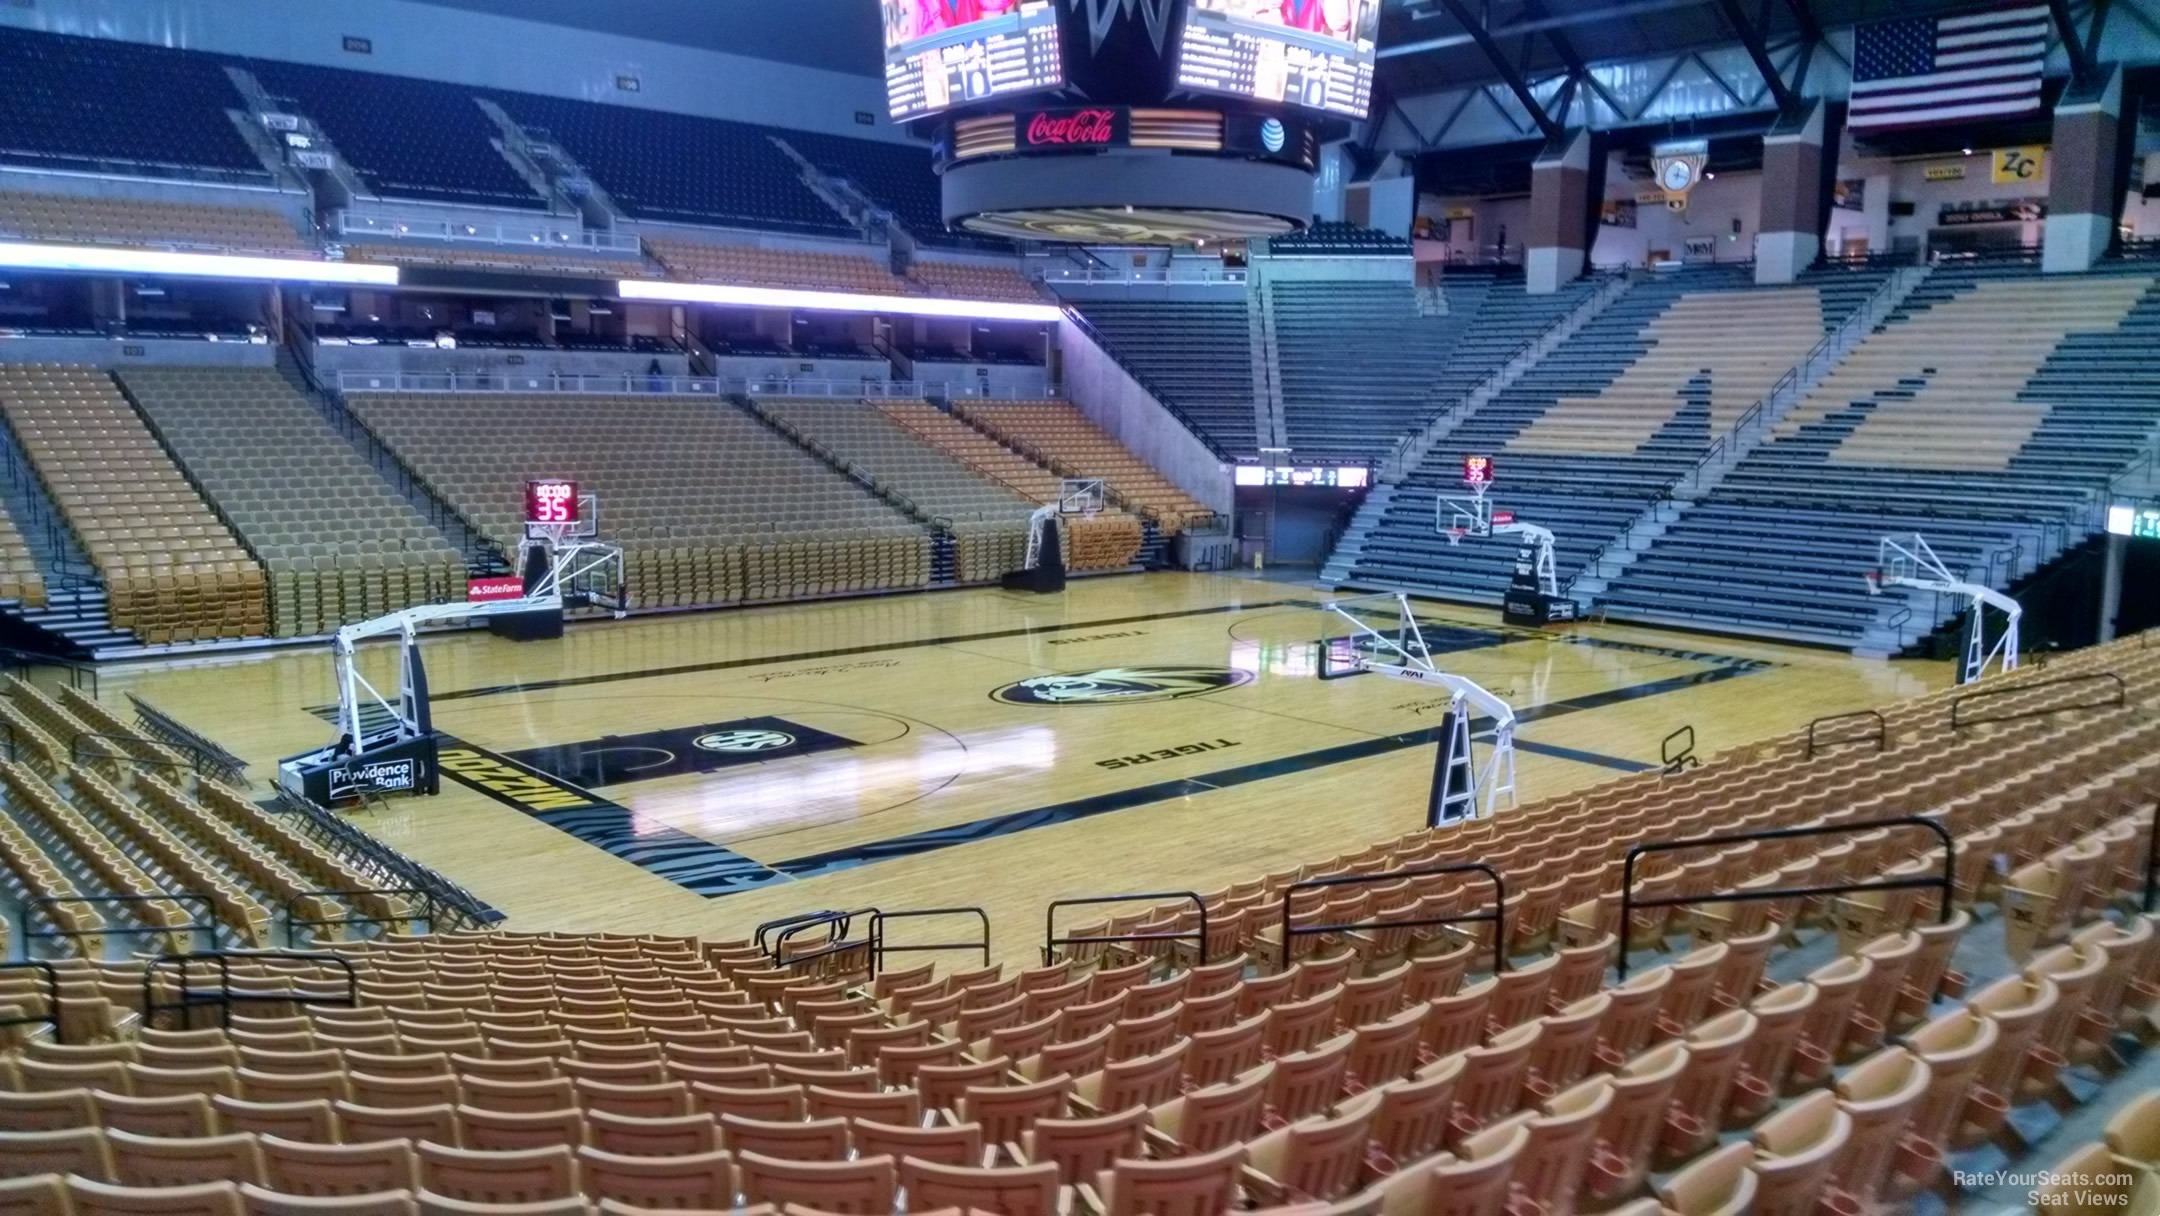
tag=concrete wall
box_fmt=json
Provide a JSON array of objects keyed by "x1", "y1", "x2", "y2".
[
  {"x1": 0, "y1": 0, "x2": 905, "y2": 143},
  {"x1": 1254, "y1": 256, "x2": 1413, "y2": 282},
  {"x1": 711, "y1": 353, "x2": 891, "y2": 383},
  {"x1": 315, "y1": 344, "x2": 690, "y2": 378},
  {"x1": 1592, "y1": 169, "x2": 1761, "y2": 268},
  {"x1": 0, "y1": 336, "x2": 274, "y2": 367},
  {"x1": 1056, "y1": 315, "x2": 1232, "y2": 516},
  {"x1": 911, "y1": 361, "x2": 1049, "y2": 399}
]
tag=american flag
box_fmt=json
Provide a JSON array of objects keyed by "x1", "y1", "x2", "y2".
[{"x1": 1848, "y1": 5, "x2": 2048, "y2": 131}]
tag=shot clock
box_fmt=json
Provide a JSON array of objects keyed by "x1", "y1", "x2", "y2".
[{"x1": 525, "y1": 479, "x2": 580, "y2": 527}]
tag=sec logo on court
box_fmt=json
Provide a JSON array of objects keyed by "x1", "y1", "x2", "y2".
[
  {"x1": 990, "y1": 666, "x2": 1255, "y2": 706},
  {"x1": 694, "y1": 729, "x2": 797, "y2": 752}
]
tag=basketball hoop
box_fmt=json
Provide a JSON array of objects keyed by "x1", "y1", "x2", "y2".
[
  {"x1": 1444, "y1": 527, "x2": 1467, "y2": 547},
  {"x1": 1056, "y1": 478, "x2": 1106, "y2": 520},
  {"x1": 1862, "y1": 569, "x2": 1884, "y2": 596}
]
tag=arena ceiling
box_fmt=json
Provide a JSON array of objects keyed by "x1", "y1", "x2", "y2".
[{"x1": 1377, "y1": 0, "x2": 2003, "y2": 97}]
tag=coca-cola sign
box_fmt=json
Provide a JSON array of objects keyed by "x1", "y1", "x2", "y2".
[{"x1": 1022, "y1": 108, "x2": 1124, "y2": 148}]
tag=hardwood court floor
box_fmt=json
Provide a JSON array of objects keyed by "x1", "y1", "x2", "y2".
[{"x1": 105, "y1": 573, "x2": 1951, "y2": 968}]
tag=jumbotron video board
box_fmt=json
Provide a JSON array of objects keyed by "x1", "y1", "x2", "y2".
[
  {"x1": 1175, "y1": 0, "x2": 1378, "y2": 118},
  {"x1": 882, "y1": 0, "x2": 1064, "y2": 121}
]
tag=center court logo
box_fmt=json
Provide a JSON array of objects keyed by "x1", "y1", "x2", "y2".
[
  {"x1": 694, "y1": 729, "x2": 796, "y2": 753},
  {"x1": 991, "y1": 666, "x2": 1254, "y2": 706}
]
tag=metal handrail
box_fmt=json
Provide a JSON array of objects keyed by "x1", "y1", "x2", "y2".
[
  {"x1": 143, "y1": 949, "x2": 357, "y2": 1031},
  {"x1": 0, "y1": 649, "x2": 98, "y2": 694},
  {"x1": 857, "y1": 907, "x2": 992, "y2": 979},
  {"x1": 1044, "y1": 891, "x2": 1209, "y2": 967},
  {"x1": 1615, "y1": 816, "x2": 1954, "y2": 980},
  {"x1": 1277, "y1": 863, "x2": 1507, "y2": 976},
  {"x1": 269, "y1": 790, "x2": 497, "y2": 931},
  {"x1": 1661, "y1": 724, "x2": 1699, "y2": 774},
  {"x1": 0, "y1": 961, "x2": 62, "y2": 1043},
  {"x1": 71, "y1": 732, "x2": 208, "y2": 780},
  {"x1": 1571, "y1": 264, "x2": 1914, "y2": 595},
  {"x1": 757, "y1": 909, "x2": 863, "y2": 961},
  {"x1": 128, "y1": 695, "x2": 248, "y2": 784},
  {"x1": 1804, "y1": 709, "x2": 1887, "y2": 758},
  {"x1": 1383, "y1": 269, "x2": 1629, "y2": 482},
  {"x1": 1949, "y1": 671, "x2": 2126, "y2": 730}
]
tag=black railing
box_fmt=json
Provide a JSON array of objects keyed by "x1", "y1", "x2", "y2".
[
  {"x1": 1278, "y1": 863, "x2": 1507, "y2": 977},
  {"x1": 867, "y1": 907, "x2": 990, "y2": 975},
  {"x1": 270, "y1": 790, "x2": 498, "y2": 931},
  {"x1": 1804, "y1": 709, "x2": 1887, "y2": 758},
  {"x1": 71, "y1": 733, "x2": 200, "y2": 781},
  {"x1": 0, "y1": 960, "x2": 62, "y2": 1043},
  {"x1": 773, "y1": 906, "x2": 992, "y2": 979},
  {"x1": 1949, "y1": 671, "x2": 2126, "y2": 730},
  {"x1": 25, "y1": 892, "x2": 216, "y2": 952},
  {"x1": 0, "y1": 648, "x2": 98, "y2": 695},
  {"x1": 755, "y1": 909, "x2": 858, "y2": 961},
  {"x1": 1661, "y1": 725, "x2": 1698, "y2": 774},
  {"x1": 128, "y1": 695, "x2": 248, "y2": 785},
  {"x1": 1044, "y1": 891, "x2": 1209, "y2": 967},
  {"x1": 770, "y1": 908, "x2": 880, "y2": 975},
  {"x1": 1615, "y1": 816, "x2": 1954, "y2": 980},
  {"x1": 281, "y1": 888, "x2": 438, "y2": 948},
  {"x1": 143, "y1": 949, "x2": 357, "y2": 1031}
]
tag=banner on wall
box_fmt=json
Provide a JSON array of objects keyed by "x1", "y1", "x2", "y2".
[
  {"x1": 1683, "y1": 235, "x2": 1716, "y2": 258},
  {"x1": 1991, "y1": 146, "x2": 2045, "y2": 185},
  {"x1": 1938, "y1": 200, "x2": 2046, "y2": 227},
  {"x1": 1924, "y1": 162, "x2": 1967, "y2": 182},
  {"x1": 1833, "y1": 179, "x2": 1866, "y2": 211}
]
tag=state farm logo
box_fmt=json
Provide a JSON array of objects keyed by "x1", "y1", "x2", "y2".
[{"x1": 1026, "y1": 109, "x2": 1117, "y2": 147}]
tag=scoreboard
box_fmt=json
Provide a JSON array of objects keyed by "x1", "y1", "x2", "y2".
[
  {"x1": 884, "y1": 0, "x2": 1063, "y2": 121},
  {"x1": 1174, "y1": 0, "x2": 1378, "y2": 118}
]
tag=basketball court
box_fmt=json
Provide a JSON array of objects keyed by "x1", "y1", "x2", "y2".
[{"x1": 97, "y1": 571, "x2": 1949, "y2": 966}]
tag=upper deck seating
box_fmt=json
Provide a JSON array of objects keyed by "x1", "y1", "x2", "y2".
[
  {"x1": 646, "y1": 239, "x2": 905, "y2": 295},
  {"x1": 0, "y1": 27, "x2": 264, "y2": 180},
  {"x1": 0, "y1": 191, "x2": 312, "y2": 257},
  {"x1": 245, "y1": 61, "x2": 544, "y2": 211},
  {"x1": 484, "y1": 93, "x2": 848, "y2": 236}
]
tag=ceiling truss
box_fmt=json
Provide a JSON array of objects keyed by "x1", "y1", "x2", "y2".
[{"x1": 1372, "y1": 0, "x2": 2159, "y2": 154}]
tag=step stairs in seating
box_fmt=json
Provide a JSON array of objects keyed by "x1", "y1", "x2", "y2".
[
  {"x1": 1318, "y1": 485, "x2": 1394, "y2": 586},
  {"x1": 0, "y1": 404, "x2": 139, "y2": 658},
  {"x1": 283, "y1": 354, "x2": 509, "y2": 577}
]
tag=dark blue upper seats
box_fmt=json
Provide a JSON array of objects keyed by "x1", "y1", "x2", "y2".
[
  {"x1": 245, "y1": 60, "x2": 546, "y2": 210},
  {"x1": 0, "y1": 27, "x2": 263, "y2": 179},
  {"x1": 486, "y1": 93, "x2": 850, "y2": 236},
  {"x1": 776, "y1": 130, "x2": 1003, "y2": 251}
]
